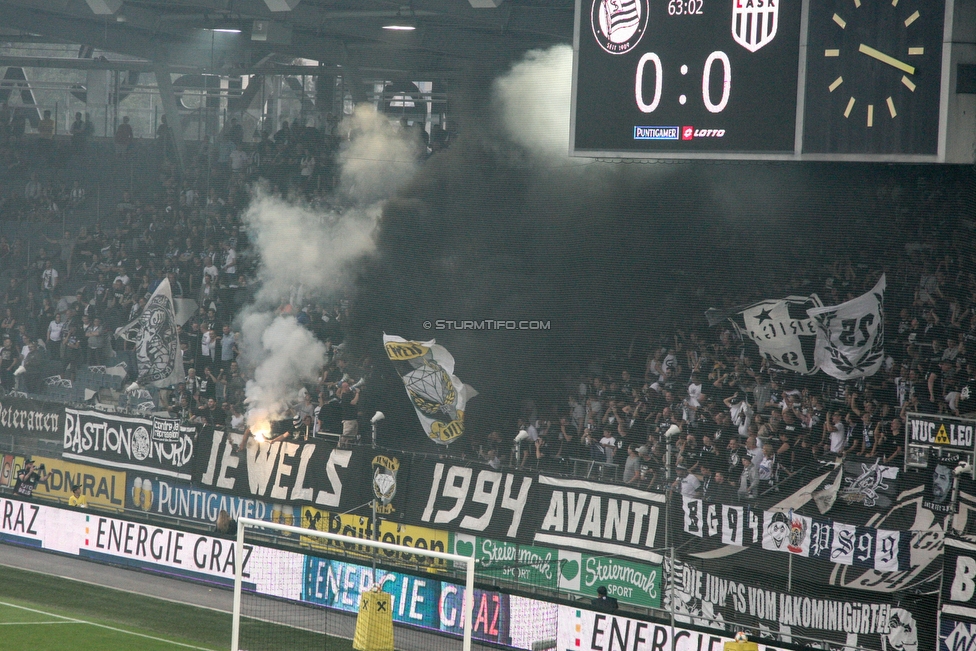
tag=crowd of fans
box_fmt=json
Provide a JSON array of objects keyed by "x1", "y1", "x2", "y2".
[
  {"x1": 1, "y1": 102, "x2": 974, "y2": 501},
  {"x1": 473, "y1": 197, "x2": 976, "y2": 500},
  {"x1": 0, "y1": 106, "x2": 411, "y2": 438}
]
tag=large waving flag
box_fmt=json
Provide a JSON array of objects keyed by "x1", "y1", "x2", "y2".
[
  {"x1": 383, "y1": 334, "x2": 477, "y2": 446},
  {"x1": 116, "y1": 278, "x2": 184, "y2": 388},
  {"x1": 709, "y1": 294, "x2": 823, "y2": 375},
  {"x1": 807, "y1": 275, "x2": 886, "y2": 379}
]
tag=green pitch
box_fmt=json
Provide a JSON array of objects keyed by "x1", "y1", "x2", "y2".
[{"x1": 0, "y1": 564, "x2": 355, "y2": 651}]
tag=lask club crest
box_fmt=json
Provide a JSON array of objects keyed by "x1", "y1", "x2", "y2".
[{"x1": 732, "y1": 0, "x2": 778, "y2": 53}]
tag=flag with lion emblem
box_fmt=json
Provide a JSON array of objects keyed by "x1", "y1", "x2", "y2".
[
  {"x1": 383, "y1": 334, "x2": 477, "y2": 446},
  {"x1": 807, "y1": 275, "x2": 886, "y2": 379}
]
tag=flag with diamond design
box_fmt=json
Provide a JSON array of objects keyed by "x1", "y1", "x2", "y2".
[{"x1": 383, "y1": 334, "x2": 477, "y2": 446}]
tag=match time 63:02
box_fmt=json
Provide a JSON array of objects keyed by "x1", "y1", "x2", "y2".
[{"x1": 667, "y1": 0, "x2": 703, "y2": 15}]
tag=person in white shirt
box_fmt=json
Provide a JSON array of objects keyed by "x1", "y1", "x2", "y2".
[
  {"x1": 47, "y1": 314, "x2": 65, "y2": 357},
  {"x1": 41, "y1": 261, "x2": 58, "y2": 294},
  {"x1": 825, "y1": 412, "x2": 848, "y2": 455},
  {"x1": 674, "y1": 465, "x2": 701, "y2": 497},
  {"x1": 202, "y1": 256, "x2": 219, "y2": 286},
  {"x1": 221, "y1": 243, "x2": 237, "y2": 278}
]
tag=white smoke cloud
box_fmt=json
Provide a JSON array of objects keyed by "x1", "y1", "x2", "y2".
[
  {"x1": 493, "y1": 44, "x2": 577, "y2": 161},
  {"x1": 238, "y1": 105, "x2": 420, "y2": 425},
  {"x1": 243, "y1": 315, "x2": 326, "y2": 422},
  {"x1": 338, "y1": 104, "x2": 423, "y2": 204},
  {"x1": 243, "y1": 192, "x2": 380, "y2": 307}
]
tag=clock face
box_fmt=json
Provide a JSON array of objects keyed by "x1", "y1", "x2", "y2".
[
  {"x1": 802, "y1": 0, "x2": 945, "y2": 155},
  {"x1": 572, "y1": 0, "x2": 802, "y2": 155}
]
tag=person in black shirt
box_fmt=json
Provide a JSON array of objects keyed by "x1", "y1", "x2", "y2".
[
  {"x1": 709, "y1": 470, "x2": 737, "y2": 504},
  {"x1": 874, "y1": 417, "x2": 904, "y2": 465},
  {"x1": 15, "y1": 458, "x2": 47, "y2": 497},
  {"x1": 591, "y1": 586, "x2": 618, "y2": 612}
]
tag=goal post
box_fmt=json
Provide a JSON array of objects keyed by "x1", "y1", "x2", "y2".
[{"x1": 231, "y1": 516, "x2": 476, "y2": 651}]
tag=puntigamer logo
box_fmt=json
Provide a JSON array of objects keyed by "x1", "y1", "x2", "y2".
[
  {"x1": 592, "y1": 0, "x2": 649, "y2": 55},
  {"x1": 634, "y1": 126, "x2": 679, "y2": 140}
]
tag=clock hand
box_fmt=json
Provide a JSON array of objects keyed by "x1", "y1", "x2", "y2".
[{"x1": 858, "y1": 44, "x2": 915, "y2": 75}]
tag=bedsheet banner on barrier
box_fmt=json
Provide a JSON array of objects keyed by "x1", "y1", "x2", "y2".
[
  {"x1": 0, "y1": 395, "x2": 63, "y2": 439},
  {"x1": 403, "y1": 461, "x2": 665, "y2": 564},
  {"x1": 941, "y1": 536, "x2": 976, "y2": 624},
  {"x1": 192, "y1": 429, "x2": 379, "y2": 512},
  {"x1": 664, "y1": 556, "x2": 934, "y2": 651},
  {"x1": 61, "y1": 408, "x2": 195, "y2": 479}
]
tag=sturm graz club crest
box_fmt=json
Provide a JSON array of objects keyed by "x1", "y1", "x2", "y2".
[
  {"x1": 731, "y1": 0, "x2": 779, "y2": 53},
  {"x1": 591, "y1": 0, "x2": 648, "y2": 55},
  {"x1": 372, "y1": 455, "x2": 399, "y2": 515}
]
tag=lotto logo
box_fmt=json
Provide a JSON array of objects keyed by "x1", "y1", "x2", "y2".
[{"x1": 682, "y1": 127, "x2": 727, "y2": 140}]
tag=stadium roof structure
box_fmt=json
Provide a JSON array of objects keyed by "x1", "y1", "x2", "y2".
[{"x1": 0, "y1": 0, "x2": 573, "y2": 80}]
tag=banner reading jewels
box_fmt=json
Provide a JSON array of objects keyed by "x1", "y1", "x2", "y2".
[
  {"x1": 192, "y1": 429, "x2": 381, "y2": 513},
  {"x1": 61, "y1": 408, "x2": 195, "y2": 480}
]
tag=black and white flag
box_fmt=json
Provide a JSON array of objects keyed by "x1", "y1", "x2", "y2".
[
  {"x1": 807, "y1": 275, "x2": 886, "y2": 379},
  {"x1": 722, "y1": 295, "x2": 823, "y2": 375},
  {"x1": 116, "y1": 278, "x2": 184, "y2": 388}
]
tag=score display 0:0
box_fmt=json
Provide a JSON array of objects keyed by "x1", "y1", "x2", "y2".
[
  {"x1": 667, "y1": 0, "x2": 704, "y2": 15},
  {"x1": 635, "y1": 51, "x2": 731, "y2": 113}
]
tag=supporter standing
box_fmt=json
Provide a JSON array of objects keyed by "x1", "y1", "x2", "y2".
[
  {"x1": 14, "y1": 458, "x2": 47, "y2": 497},
  {"x1": 114, "y1": 116, "x2": 133, "y2": 158},
  {"x1": 37, "y1": 110, "x2": 55, "y2": 163}
]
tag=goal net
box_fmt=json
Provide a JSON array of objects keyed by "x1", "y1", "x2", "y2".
[{"x1": 232, "y1": 516, "x2": 476, "y2": 651}]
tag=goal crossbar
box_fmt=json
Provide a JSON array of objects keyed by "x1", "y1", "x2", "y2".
[{"x1": 231, "y1": 516, "x2": 476, "y2": 651}]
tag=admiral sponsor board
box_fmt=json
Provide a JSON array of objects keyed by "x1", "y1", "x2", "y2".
[
  {"x1": 0, "y1": 396, "x2": 62, "y2": 437},
  {"x1": 408, "y1": 462, "x2": 664, "y2": 563},
  {"x1": 32, "y1": 455, "x2": 125, "y2": 509},
  {"x1": 62, "y1": 408, "x2": 195, "y2": 479},
  {"x1": 451, "y1": 533, "x2": 661, "y2": 609},
  {"x1": 193, "y1": 429, "x2": 376, "y2": 511},
  {"x1": 125, "y1": 475, "x2": 274, "y2": 525}
]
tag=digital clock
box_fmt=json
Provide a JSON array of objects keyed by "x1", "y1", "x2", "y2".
[
  {"x1": 667, "y1": 0, "x2": 705, "y2": 16},
  {"x1": 572, "y1": 0, "x2": 802, "y2": 155}
]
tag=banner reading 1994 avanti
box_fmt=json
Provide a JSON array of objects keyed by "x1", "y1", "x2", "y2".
[{"x1": 403, "y1": 459, "x2": 666, "y2": 565}]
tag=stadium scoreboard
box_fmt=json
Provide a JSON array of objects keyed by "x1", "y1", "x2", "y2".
[{"x1": 571, "y1": 0, "x2": 975, "y2": 162}]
